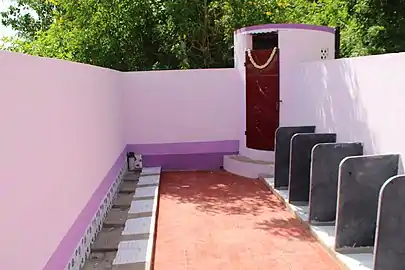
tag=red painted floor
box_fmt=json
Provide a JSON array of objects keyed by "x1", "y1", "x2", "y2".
[{"x1": 153, "y1": 171, "x2": 342, "y2": 270}]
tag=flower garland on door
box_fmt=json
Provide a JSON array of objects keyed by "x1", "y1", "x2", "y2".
[{"x1": 247, "y1": 47, "x2": 278, "y2": 70}]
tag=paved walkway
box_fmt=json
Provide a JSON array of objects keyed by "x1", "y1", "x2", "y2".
[{"x1": 153, "y1": 171, "x2": 342, "y2": 270}]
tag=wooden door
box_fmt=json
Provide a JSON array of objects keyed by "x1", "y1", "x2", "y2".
[{"x1": 245, "y1": 48, "x2": 280, "y2": 151}]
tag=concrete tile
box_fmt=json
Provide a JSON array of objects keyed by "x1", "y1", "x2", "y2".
[
  {"x1": 82, "y1": 252, "x2": 116, "y2": 270},
  {"x1": 134, "y1": 186, "x2": 158, "y2": 199},
  {"x1": 290, "y1": 204, "x2": 309, "y2": 222},
  {"x1": 128, "y1": 200, "x2": 154, "y2": 215},
  {"x1": 311, "y1": 225, "x2": 336, "y2": 249},
  {"x1": 113, "y1": 240, "x2": 152, "y2": 265},
  {"x1": 92, "y1": 227, "x2": 123, "y2": 252},
  {"x1": 120, "y1": 182, "x2": 137, "y2": 193},
  {"x1": 104, "y1": 209, "x2": 129, "y2": 227},
  {"x1": 137, "y1": 175, "x2": 160, "y2": 186},
  {"x1": 120, "y1": 234, "x2": 149, "y2": 241},
  {"x1": 141, "y1": 167, "x2": 161, "y2": 176},
  {"x1": 122, "y1": 172, "x2": 140, "y2": 181},
  {"x1": 336, "y1": 253, "x2": 373, "y2": 270},
  {"x1": 122, "y1": 217, "x2": 154, "y2": 236},
  {"x1": 113, "y1": 194, "x2": 134, "y2": 208},
  {"x1": 89, "y1": 170, "x2": 160, "y2": 270},
  {"x1": 263, "y1": 177, "x2": 274, "y2": 187},
  {"x1": 112, "y1": 262, "x2": 147, "y2": 270}
]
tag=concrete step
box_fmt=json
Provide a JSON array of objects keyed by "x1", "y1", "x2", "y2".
[
  {"x1": 82, "y1": 167, "x2": 161, "y2": 270},
  {"x1": 104, "y1": 209, "x2": 129, "y2": 227},
  {"x1": 119, "y1": 182, "x2": 137, "y2": 193},
  {"x1": 92, "y1": 227, "x2": 146, "y2": 253},
  {"x1": 92, "y1": 227, "x2": 124, "y2": 252},
  {"x1": 113, "y1": 194, "x2": 134, "y2": 209},
  {"x1": 82, "y1": 252, "x2": 117, "y2": 270},
  {"x1": 223, "y1": 154, "x2": 274, "y2": 179},
  {"x1": 122, "y1": 172, "x2": 140, "y2": 182}
]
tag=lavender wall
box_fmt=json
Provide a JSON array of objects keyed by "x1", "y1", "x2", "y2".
[
  {"x1": 0, "y1": 51, "x2": 243, "y2": 269},
  {"x1": 0, "y1": 51, "x2": 126, "y2": 270},
  {"x1": 123, "y1": 69, "x2": 242, "y2": 169}
]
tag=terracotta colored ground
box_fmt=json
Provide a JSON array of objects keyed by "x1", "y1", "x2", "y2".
[{"x1": 153, "y1": 171, "x2": 342, "y2": 270}]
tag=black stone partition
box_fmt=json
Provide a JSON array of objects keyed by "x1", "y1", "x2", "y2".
[
  {"x1": 274, "y1": 126, "x2": 316, "y2": 189},
  {"x1": 335, "y1": 154, "x2": 399, "y2": 250},
  {"x1": 373, "y1": 175, "x2": 405, "y2": 270},
  {"x1": 308, "y1": 143, "x2": 363, "y2": 224},
  {"x1": 288, "y1": 133, "x2": 336, "y2": 203}
]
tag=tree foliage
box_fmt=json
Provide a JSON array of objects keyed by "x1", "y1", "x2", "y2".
[{"x1": 2, "y1": 0, "x2": 405, "y2": 71}]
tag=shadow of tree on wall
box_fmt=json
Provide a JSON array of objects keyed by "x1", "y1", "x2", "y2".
[
  {"x1": 159, "y1": 171, "x2": 317, "y2": 242},
  {"x1": 292, "y1": 59, "x2": 379, "y2": 157}
]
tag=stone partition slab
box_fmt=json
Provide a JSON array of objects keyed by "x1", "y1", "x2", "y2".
[
  {"x1": 274, "y1": 126, "x2": 316, "y2": 189},
  {"x1": 288, "y1": 133, "x2": 336, "y2": 203},
  {"x1": 309, "y1": 143, "x2": 363, "y2": 223},
  {"x1": 335, "y1": 154, "x2": 399, "y2": 250},
  {"x1": 373, "y1": 175, "x2": 405, "y2": 270}
]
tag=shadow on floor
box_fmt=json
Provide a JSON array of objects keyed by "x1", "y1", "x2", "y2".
[
  {"x1": 255, "y1": 217, "x2": 316, "y2": 242},
  {"x1": 160, "y1": 171, "x2": 285, "y2": 216},
  {"x1": 154, "y1": 171, "x2": 339, "y2": 270}
]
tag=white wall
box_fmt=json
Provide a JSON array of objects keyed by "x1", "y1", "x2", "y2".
[
  {"x1": 289, "y1": 52, "x2": 405, "y2": 170},
  {"x1": 0, "y1": 51, "x2": 125, "y2": 270},
  {"x1": 279, "y1": 29, "x2": 335, "y2": 126},
  {"x1": 123, "y1": 68, "x2": 242, "y2": 144}
]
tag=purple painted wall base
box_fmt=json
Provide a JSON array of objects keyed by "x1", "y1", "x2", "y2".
[
  {"x1": 142, "y1": 153, "x2": 233, "y2": 171},
  {"x1": 127, "y1": 140, "x2": 239, "y2": 171},
  {"x1": 44, "y1": 147, "x2": 126, "y2": 270},
  {"x1": 44, "y1": 140, "x2": 238, "y2": 270}
]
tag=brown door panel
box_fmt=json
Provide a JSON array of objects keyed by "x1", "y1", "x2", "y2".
[{"x1": 245, "y1": 48, "x2": 280, "y2": 151}]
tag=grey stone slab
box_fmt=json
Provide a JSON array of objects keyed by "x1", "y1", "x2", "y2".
[
  {"x1": 274, "y1": 126, "x2": 316, "y2": 188},
  {"x1": 309, "y1": 143, "x2": 363, "y2": 223},
  {"x1": 104, "y1": 208, "x2": 129, "y2": 227},
  {"x1": 335, "y1": 154, "x2": 399, "y2": 250},
  {"x1": 122, "y1": 172, "x2": 140, "y2": 182},
  {"x1": 113, "y1": 194, "x2": 134, "y2": 208},
  {"x1": 373, "y1": 175, "x2": 405, "y2": 270},
  {"x1": 83, "y1": 252, "x2": 116, "y2": 270},
  {"x1": 120, "y1": 182, "x2": 137, "y2": 193},
  {"x1": 92, "y1": 227, "x2": 123, "y2": 252},
  {"x1": 288, "y1": 133, "x2": 336, "y2": 203}
]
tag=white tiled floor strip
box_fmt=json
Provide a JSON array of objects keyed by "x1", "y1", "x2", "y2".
[
  {"x1": 137, "y1": 175, "x2": 160, "y2": 186},
  {"x1": 112, "y1": 167, "x2": 161, "y2": 270},
  {"x1": 262, "y1": 177, "x2": 373, "y2": 270},
  {"x1": 134, "y1": 185, "x2": 159, "y2": 199},
  {"x1": 128, "y1": 200, "x2": 155, "y2": 214},
  {"x1": 140, "y1": 167, "x2": 161, "y2": 176},
  {"x1": 122, "y1": 217, "x2": 154, "y2": 235}
]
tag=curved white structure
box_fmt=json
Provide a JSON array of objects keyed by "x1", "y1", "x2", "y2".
[{"x1": 224, "y1": 23, "x2": 336, "y2": 178}]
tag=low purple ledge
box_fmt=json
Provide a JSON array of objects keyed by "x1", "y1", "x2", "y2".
[{"x1": 126, "y1": 140, "x2": 239, "y2": 171}]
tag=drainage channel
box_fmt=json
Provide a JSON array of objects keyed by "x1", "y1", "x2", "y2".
[{"x1": 83, "y1": 168, "x2": 160, "y2": 270}]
